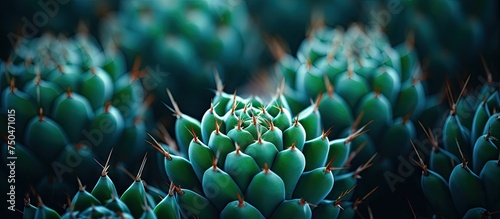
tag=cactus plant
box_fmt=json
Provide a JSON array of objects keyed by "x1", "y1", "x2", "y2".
[
  {"x1": 20, "y1": 153, "x2": 153, "y2": 219},
  {"x1": 18, "y1": 111, "x2": 378, "y2": 219},
  {"x1": 275, "y1": 23, "x2": 424, "y2": 184},
  {"x1": 100, "y1": 0, "x2": 269, "y2": 120},
  {"x1": 244, "y1": 0, "x2": 498, "y2": 94},
  {"x1": 0, "y1": 32, "x2": 150, "y2": 212},
  {"x1": 268, "y1": 23, "x2": 434, "y2": 218},
  {"x1": 136, "y1": 81, "x2": 379, "y2": 218},
  {"x1": 244, "y1": 0, "x2": 360, "y2": 56},
  {"x1": 412, "y1": 68, "x2": 499, "y2": 218}
]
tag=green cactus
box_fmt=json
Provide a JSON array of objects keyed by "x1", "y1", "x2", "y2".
[
  {"x1": 244, "y1": 0, "x2": 498, "y2": 95},
  {"x1": 100, "y1": 0, "x2": 269, "y2": 120},
  {"x1": 19, "y1": 132, "x2": 377, "y2": 219},
  {"x1": 20, "y1": 152, "x2": 150, "y2": 219},
  {"x1": 273, "y1": 24, "x2": 427, "y2": 204},
  {"x1": 277, "y1": 24, "x2": 424, "y2": 141},
  {"x1": 0, "y1": 33, "x2": 150, "y2": 211},
  {"x1": 138, "y1": 82, "x2": 378, "y2": 219},
  {"x1": 17, "y1": 74, "x2": 382, "y2": 218},
  {"x1": 413, "y1": 71, "x2": 499, "y2": 218}
]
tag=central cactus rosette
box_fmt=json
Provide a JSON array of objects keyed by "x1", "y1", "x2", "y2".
[
  {"x1": 141, "y1": 79, "x2": 377, "y2": 218},
  {"x1": 20, "y1": 82, "x2": 378, "y2": 219}
]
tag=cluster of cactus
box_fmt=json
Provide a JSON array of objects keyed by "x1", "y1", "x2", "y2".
[
  {"x1": 412, "y1": 69, "x2": 500, "y2": 218},
  {"x1": 19, "y1": 82, "x2": 380, "y2": 219},
  {"x1": 0, "y1": 32, "x2": 150, "y2": 207},
  {"x1": 2, "y1": 1, "x2": 499, "y2": 219},
  {"x1": 136, "y1": 76, "x2": 380, "y2": 218},
  {"x1": 274, "y1": 24, "x2": 425, "y2": 175},
  {"x1": 100, "y1": 0, "x2": 267, "y2": 118},
  {"x1": 269, "y1": 24, "x2": 431, "y2": 217},
  {"x1": 245, "y1": 0, "x2": 498, "y2": 94}
]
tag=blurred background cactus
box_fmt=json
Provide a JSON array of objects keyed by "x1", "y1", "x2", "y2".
[
  {"x1": 244, "y1": 0, "x2": 499, "y2": 93},
  {"x1": 0, "y1": 32, "x2": 152, "y2": 213},
  {"x1": 412, "y1": 72, "x2": 499, "y2": 218},
  {"x1": 269, "y1": 23, "x2": 431, "y2": 217},
  {"x1": 99, "y1": 0, "x2": 270, "y2": 121},
  {"x1": 0, "y1": 0, "x2": 499, "y2": 218},
  {"x1": 0, "y1": 0, "x2": 118, "y2": 58}
]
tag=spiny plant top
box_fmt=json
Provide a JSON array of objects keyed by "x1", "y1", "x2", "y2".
[
  {"x1": 22, "y1": 151, "x2": 144, "y2": 219},
  {"x1": 138, "y1": 83, "x2": 379, "y2": 219},
  {"x1": 0, "y1": 32, "x2": 150, "y2": 197},
  {"x1": 245, "y1": 0, "x2": 497, "y2": 78},
  {"x1": 271, "y1": 24, "x2": 425, "y2": 169},
  {"x1": 23, "y1": 149, "x2": 378, "y2": 219},
  {"x1": 412, "y1": 67, "x2": 499, "y2": 218},
  {"x1": 279, "y1": 24, "x2": 423, "y2": 97}
]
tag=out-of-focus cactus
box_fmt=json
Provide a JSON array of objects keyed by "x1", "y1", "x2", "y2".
[
  {"x1": 271, "y1": 24, "x2": 431, "y2": 217},
  {"x1": 0, "y1": 32, "x2": 150, "y2": 212},
  {"x1": 413, "y1": 68, "x2": 499, "y2": 218},
  {"x1": 100, "y1": 0, "x2": 269, "y2": 120}
]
